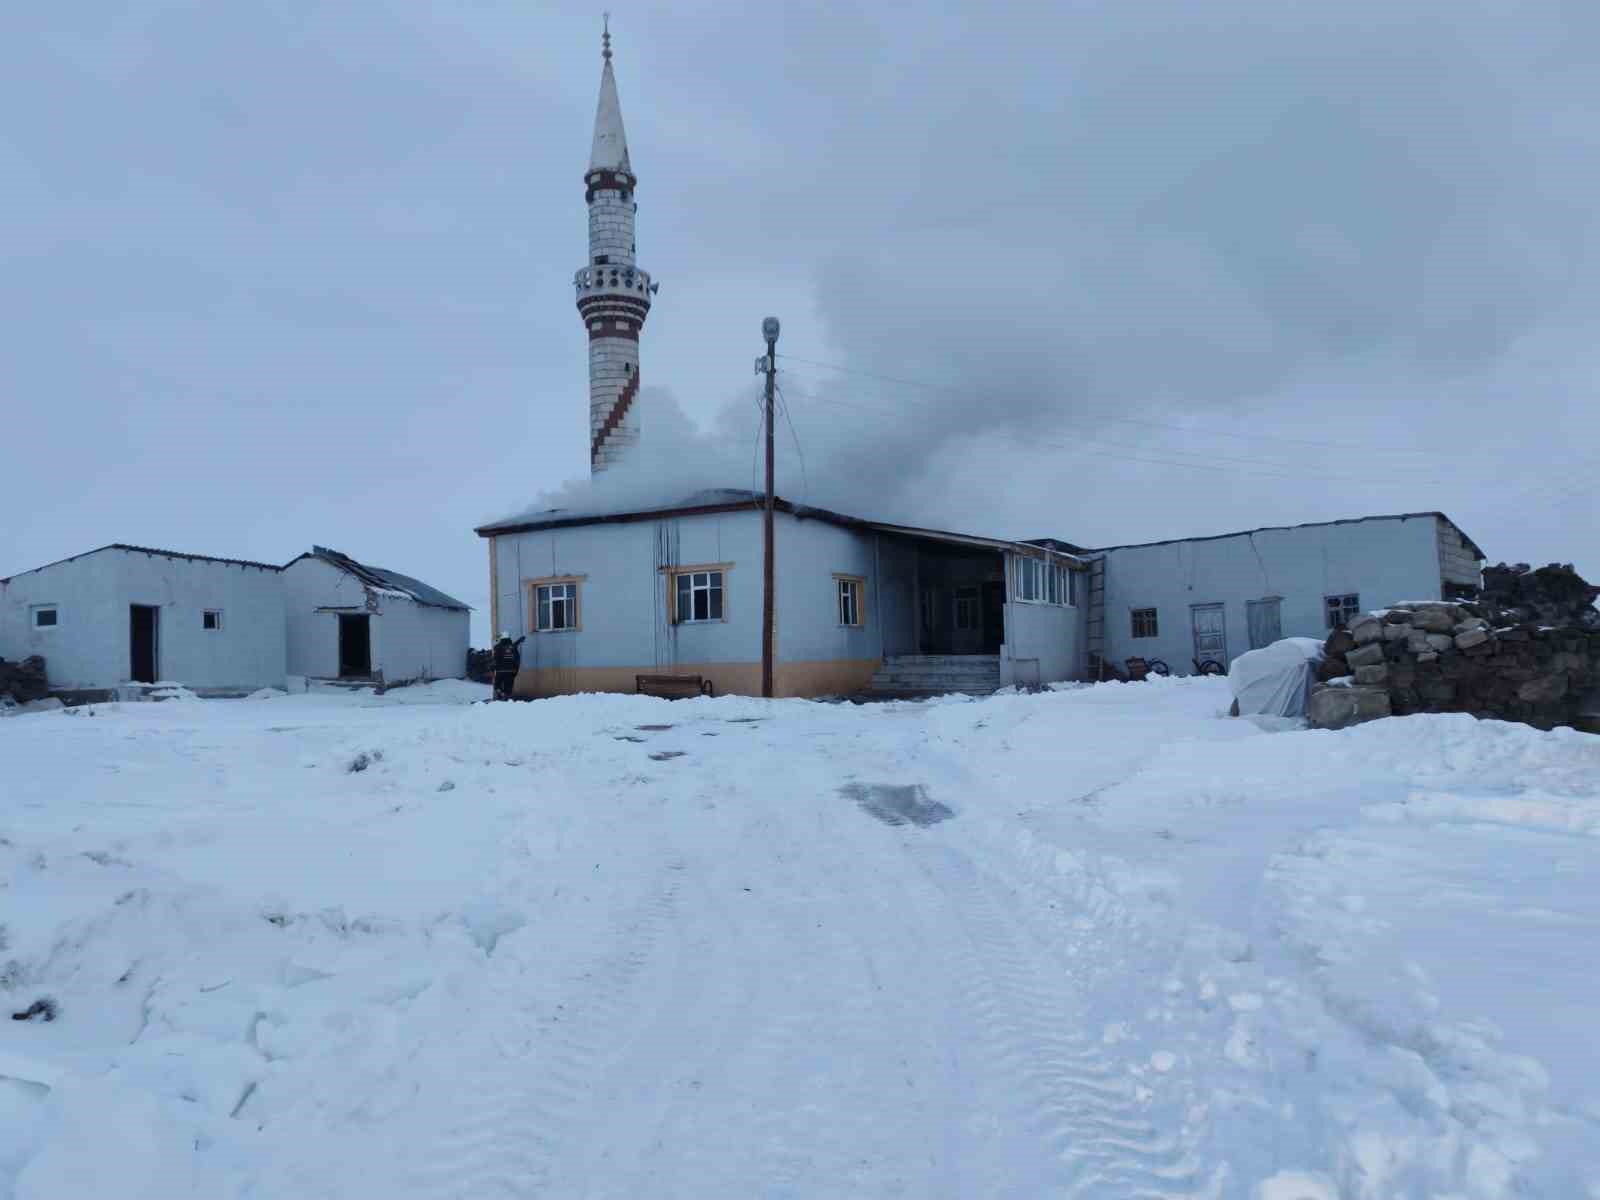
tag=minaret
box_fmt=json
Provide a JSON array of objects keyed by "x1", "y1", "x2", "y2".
[{"x1": 577, "y1": 18, "x2": 653, "y2": 475}]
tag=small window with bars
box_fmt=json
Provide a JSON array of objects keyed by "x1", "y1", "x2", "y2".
[
  {"x1": 203, "y1": 610, "x2": 223, "y2": 631},
  {"x1": 1131, "y1": 608, "x2": 1159, "y2": 638},
  {"x1": 836, "y1": 576, "x2": 863, "y2": 627},
  {"x1": 1325, "y1": 593, "x2": 1361, "y2": 630}
]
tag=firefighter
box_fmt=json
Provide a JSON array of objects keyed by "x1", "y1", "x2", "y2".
[{"x1": 492, "y1": 633, "x2": 525, "y2": 700}]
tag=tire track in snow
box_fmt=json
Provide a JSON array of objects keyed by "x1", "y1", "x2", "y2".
[
  {"x1": 908, "y1": 839, "x2": 1209, "y2": 1199},
  {"x1": 403, "y1": 853, "x2": 688, "y2": 1199}
]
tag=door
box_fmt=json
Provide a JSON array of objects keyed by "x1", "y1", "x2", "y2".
[
  {"x1": 1190, "y1": 603, "x2": 1227, "y2": 672},
  {"x1": 980, "y1": 581, "x2": 1005, "y2": 654},
  {"x1": 130, "y1": 605, "x2": 159, "y2": 683},
  {"x1": 338, "y1": 614, "x2": 372, "y2": 678},
  {"x1": 1246, "y1": 598, "x2": 1282, "y2": 650}
]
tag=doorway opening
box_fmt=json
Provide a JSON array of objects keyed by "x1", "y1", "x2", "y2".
[
  {"x1": 130, "y1": 604, "x2": 159, "y2": 684},
  {"x1": 338, "y1": 614, "x2": 372, "y2": 678}
]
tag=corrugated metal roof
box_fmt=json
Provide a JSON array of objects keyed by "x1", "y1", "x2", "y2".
[
  {"x1": 1058, "y1": 511, "x2": 1486, "y2": 561},
  {"x1": 476, "y1": 488, "x2": 761, "y2": 535},
  {"x1": 298, "y1": 547, "x2": 471, "y2": 611},
  {"x1": 477, "y1": 489, "x2": 1086, "y2": 563}
]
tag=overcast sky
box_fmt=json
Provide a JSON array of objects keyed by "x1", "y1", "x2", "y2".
[{"x1": 5, "y1": 1, "x2": 1596, "y2": 642}]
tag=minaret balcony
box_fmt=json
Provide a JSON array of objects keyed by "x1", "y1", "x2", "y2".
[{"x1": 575, "y1": 266, "x2": 654, "y2": 303}]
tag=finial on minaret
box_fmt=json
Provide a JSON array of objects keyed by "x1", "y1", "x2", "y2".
[{"x1": 601, "y1": 13, "x2": 611, "y2": 61}]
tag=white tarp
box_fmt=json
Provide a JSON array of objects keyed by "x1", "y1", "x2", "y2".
[{"x1": 1229, "y1": 636, "x2": 1326, "y2": 718}]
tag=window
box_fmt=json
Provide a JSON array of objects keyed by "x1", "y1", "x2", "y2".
[
  {"x1": 1246, "y1": 597, "x2": 1282, "y2": 650},
  {"x1": 674, "y1": 569, "x2": 725, "y2": 624},
  {"x1": 1325, "y1": 594, "x2": 1361, "y2": 630},
  {"x1": 1019, "y1": 558, "x2": 1077, "y2": 607},
  {"x1": 1131, "y1": 608, "x2": 1158, "y2": 638},
  {"x1": 203, "y1": 610, "x2": 223, "y2": 631},
  {"x1": 954, "y1": 591, "x2": 977, "y2": 631},
  {"x1": 534, "y1": 581, "x2": 580, "y2": 632},
  {"x1": 1014, "y1": 557, "x2": 1044, "y2": 603},
  {"x1": 32, "y1": 605, "x2": 58, "y2": 629},
  {"x1": 835, "y1": 576, "x2": 863, "y2": 627}
]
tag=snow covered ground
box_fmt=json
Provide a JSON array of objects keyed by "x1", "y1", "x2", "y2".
[{"x1": 2, "y1": 678, "x2": 1597, "y2": 1198}]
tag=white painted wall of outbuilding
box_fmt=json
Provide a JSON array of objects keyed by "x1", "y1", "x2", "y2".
[
  {"x1": 1098, "y1": 515, "x2": 1455, "y2": 674},
  {"x1": 283, "y1": 556, "x2": 467, "y2": 682},
  {"x1": 0, "y1": 548, "x2": 285, "y2": 691}
]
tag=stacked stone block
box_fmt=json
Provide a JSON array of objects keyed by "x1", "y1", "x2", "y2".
[{"x1": 1308, "y1": 563, "x2": 1600, "y2": 732}]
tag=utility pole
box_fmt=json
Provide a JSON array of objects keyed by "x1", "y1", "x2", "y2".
[{"x1": 759, "y1": 316, "x2": 780, "y2": 698}]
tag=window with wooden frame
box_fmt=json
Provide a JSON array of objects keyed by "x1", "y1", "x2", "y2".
[
  {"x1": 669, "y1": 566, "x2": 728, "y2": 624},
  {"x1": 529, "y1": 577, "x2": 583, "y2": 632},
  {"x1": 834, "y1": 574, "x2": 864, "y2": 627},
  {"x1": 1131, "y1": 607, "x2": 1159, "y2": 638}
]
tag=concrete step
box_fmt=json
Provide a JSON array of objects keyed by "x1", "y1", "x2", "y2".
[
  {"x1": 875, "y1": 662, "x2": 1002, "y2": 674},
  {"x1": 883, "y1": 655, "x2": 1000, "y2": 667},
  {"x1": 861, "y1": 691, "x2": 998, "y2": 701}
]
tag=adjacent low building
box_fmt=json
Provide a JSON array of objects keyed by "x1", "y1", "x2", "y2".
[
  {"x1": 1078, "y1": 512, "x2": 1484, "y2": 677},
  {"x1": 0, "y1": 543, "x2": 469, "y2": 698},
  {"x1": 283, "y1": 547, "x2": 470, "y2": 688}
]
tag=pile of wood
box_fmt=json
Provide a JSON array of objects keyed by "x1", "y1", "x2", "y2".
[
  {"x1": 0, "y1": 656, "x2": 49, "y2": 704},
  {"x1": 466, "y1": 648, "x2": 494, "y2": 684},
  {"x1": 1309, "y1": 564, "x2": 1600, "y2": 732}
]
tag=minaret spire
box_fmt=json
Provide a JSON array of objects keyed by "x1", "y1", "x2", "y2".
[
  {"x1": 589, "y1": 15, "x2": 631, "y2": 174},
  {"x1": 576, "y1": 20, "x2": 652, "y2": 475}
]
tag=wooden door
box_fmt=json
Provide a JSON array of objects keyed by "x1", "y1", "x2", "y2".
[{"x1": 1190, "y1": 603, "x2": 1227, "y2": 671}]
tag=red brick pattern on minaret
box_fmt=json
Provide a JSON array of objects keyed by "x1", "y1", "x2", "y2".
[{"x1": 591, "y1": 369, "x2": 641, "y2": 468}]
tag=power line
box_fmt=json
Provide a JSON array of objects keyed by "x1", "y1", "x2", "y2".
[
  {"x1": 775, "y1": 381, "x2": 809, "y2": 509},
  {"x1": 775, "y1": 350, "x2": 1455, "y2": 458},
  {"x1": 774, "y1": 377, "x2": 1448, "y2": 487}
]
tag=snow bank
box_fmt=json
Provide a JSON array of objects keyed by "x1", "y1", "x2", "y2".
[{"x1": 1, "y1": 678, "x2": 1595, "y2": 1197}]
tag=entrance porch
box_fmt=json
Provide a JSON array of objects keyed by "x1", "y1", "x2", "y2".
[{"x1": 867, "y1": 535, "x2": 1007, "y2": 696}]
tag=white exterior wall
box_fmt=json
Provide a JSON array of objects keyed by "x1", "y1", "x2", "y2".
[
  {"x1": 1099, "y1": 515, "x2": 1449, "y2": 673},
  {"x1": 493, "y1": 510, "x2": 765, "y2": 675},
  {"x1": 284, "y1": 557, "x2": 364, "y2": 679},
  {"x1": 776, "y1": 517, "x2": 881, "y2": 666},
  {"x1": 283, "y1": 557, "x2": 467, "y2": 683},
  {"x1": 1001, "y1": 552, "x2": 1088, "y2": 687},
  {"x1": 0, "y1": 548, "x2": 285, "y2": 692},
  {"x1": 372, "y1": 596, "x2": 469, "y2": 683}
]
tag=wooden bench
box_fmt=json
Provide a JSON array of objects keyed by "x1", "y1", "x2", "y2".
[{"x1": 635, "y1": 674, "x2": 714, "y2": 699}]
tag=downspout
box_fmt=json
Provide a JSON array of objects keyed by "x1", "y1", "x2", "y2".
[
  {"x1": 488, "y1": 535, "x2": 499, "y2": 642},
  {"x1": 873, "y1": 534, "x2": 884, "y2": 664}
]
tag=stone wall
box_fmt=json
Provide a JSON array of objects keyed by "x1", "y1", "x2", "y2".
[{"x1": 1308, "y1": 563, "x2": 1600, "y2": 732}]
